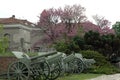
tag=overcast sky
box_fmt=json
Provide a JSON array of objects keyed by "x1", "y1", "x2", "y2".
[{"x1": 0, "y1": 0, "x2": 120, "y2": 25}]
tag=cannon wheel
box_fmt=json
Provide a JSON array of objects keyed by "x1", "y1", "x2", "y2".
[
  {"x1": 67, "y1": 58, "x2": 84, "y2": 73},
  {"x1": 32, "y1": 61, "x2": 50, "y2": 80},
  {"x1": 49, "y1": 62, "x2": 61, "y2": 80},
  {"x1": 73, "y1": 58, "x2": 84, "y2": 73},
  {"x1": 7, "y1": 61, "x2": 30, "y2": 80}
]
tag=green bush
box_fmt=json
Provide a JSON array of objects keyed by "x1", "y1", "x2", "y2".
[
  {"x1": 81, "y1": 50, "x2": 108, "y2": 66},
  {"x1": 84, "y1": 45, "x2": 94, "y2": 50},
  {"x1": 54, "y1": 40, "x2": 71, "y2": 54},
  {"x1": 92, "y1": 65, "x2": 120, "y2": 74},
  {"x1": 81, "y1": 50, "x2": 120, "y2": 74},
  {"x1": 72, "y1": 36, "x2": 85, "y2": 50},
  {"x1": 54, "y1": 40, "x2": 80, "y2": 54}
]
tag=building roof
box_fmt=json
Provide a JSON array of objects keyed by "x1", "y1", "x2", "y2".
[{"x1": 0, "y1": 15, "x2": 36, "y2": 27}]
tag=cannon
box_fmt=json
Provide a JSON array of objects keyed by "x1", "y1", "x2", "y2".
[
  {"x1": 58, "y1": 52, "x2": 96, "y2": 74},
  {"x1": 74, "y1": 53, "x2": 96, "y2": 69},
  {"x1": 46, "y1": 53, "x2": 63, "y2": 80},
  {"x1": 61, "y1": 53, "x2": 84, "y2": 74},
  {"x1": 7, "y1": 51, "x2": 57, "y2": 80}
]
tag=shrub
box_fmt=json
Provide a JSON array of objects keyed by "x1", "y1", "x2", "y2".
[
  {"x1": 54, "y1": 40, "x2": 71, "y2": 54},
  {"x1": 84, "y1": 45, "x2": 94, "y2": 50},
  {"x1": 92, "y1": 65, "x2": 120, "y2": 74},
  {"x1": 72, "y1": 36, "x2": 85, "y2": 50},
  {"x1": 81, "y1": 50, "x2": 108, "y2": 66},
  {"x1": 81, "y1": 50, "x2": 120, "y2": 74},
  {"x1": 54, "y1": 40, "x2": 80, "y2": 54}
]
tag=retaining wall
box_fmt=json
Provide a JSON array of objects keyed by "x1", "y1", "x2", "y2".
[{"x1": 0, "y1": 57, "x2": 17, "y2": 73}]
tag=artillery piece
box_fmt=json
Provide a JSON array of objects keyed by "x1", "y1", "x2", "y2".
[
  {"x1": 74, "y1": 53, "x2": 96, "y2": 69},
  {"x1": 7, "y1": 51, "x2": 57, "y2": 80},
  {"x1": 37, "y1": 51, "x2": 63, "y2": 80},
  {"x1": 59, "y1": 52, "x2": 96, "y2": 74},
  {"x1": 60, "y1": 53, "x2": 84, "y2": 74}
]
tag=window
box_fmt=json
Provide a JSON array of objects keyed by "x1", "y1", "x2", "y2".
[
  {"x1": 20, "y1": 38, "x2": 24, "y2": 48},
  {"x1": 4, "y1": 33, "x2": 11, "y2": 49},
  {"x1": 4, "y1": 33, "x2": 11, "y2": 42},
  {"x1": 4, "y1": 33, "x2": 10, "y2": 38}
]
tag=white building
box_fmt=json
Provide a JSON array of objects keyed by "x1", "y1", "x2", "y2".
[{"x1": 0, "y1": 15, "x2": 43, "y2": 52}]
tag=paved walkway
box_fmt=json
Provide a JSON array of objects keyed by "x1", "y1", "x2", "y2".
[{"x1": 88, "y1": 74, "x2": 120, "y2": 80}]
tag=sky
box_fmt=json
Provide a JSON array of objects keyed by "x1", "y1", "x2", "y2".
[{"x1": 0, "y1": 0, "x2": 120, "y2": 25}]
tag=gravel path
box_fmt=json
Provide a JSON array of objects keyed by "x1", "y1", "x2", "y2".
[{"x1": 88, "y1": 74, "x2": 120, "y2": 80}]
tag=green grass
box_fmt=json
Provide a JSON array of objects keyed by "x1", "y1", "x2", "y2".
[
  {"x1": 0, "y1": 73, "x2": 103, "y2": 80},
  {"x1": 57, "y1": 73, "x2": 103, "y2": 80}
]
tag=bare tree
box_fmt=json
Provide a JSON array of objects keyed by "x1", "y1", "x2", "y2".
[{"x1": 93, "y1": 15, "x2": 111, "y2": 29}]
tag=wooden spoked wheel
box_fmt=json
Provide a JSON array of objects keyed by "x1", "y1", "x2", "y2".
[
  {"x1": 48, "y1": 62, "x2": 61, "y2": 80},
  {"x1": 7, "y1": 61, "x2": 30, "y2": 80},
  {"x1": 67, "y1": 58, "x2": 84, "y2": 74},
  {"x1": 73, "y1": 58, "x2": 84, "y2": 73},
  {"x1": 32, "y1": 61, "x2": 50, "y2": 80}
]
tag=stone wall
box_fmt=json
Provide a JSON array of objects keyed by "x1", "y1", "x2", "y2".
[{"x1": 0, "y1": 57, "x2": 17, "y2": 73}]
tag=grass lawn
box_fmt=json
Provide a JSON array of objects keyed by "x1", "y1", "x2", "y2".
[
  {"x1": 0, "y1": 73, "x2": 103, "y2": 80},
  {"x1": 57, "y1": 73, "x2": 103, "y2": 80}
]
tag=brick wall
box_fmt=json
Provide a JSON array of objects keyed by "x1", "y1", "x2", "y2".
[{"x1": 0, "y1": 57, "x2": 17, "y2": 73}]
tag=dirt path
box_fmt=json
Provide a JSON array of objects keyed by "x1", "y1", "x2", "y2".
[{"x1": 88, "y1": 74, "x2": 120, "y2": 80}]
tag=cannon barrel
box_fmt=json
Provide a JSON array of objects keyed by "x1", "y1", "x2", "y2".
[
  {"x1": 30, "y1": 51, "x2": 57, "y2": 60},
  {"x1": 84, "y1": 59, "x2": 96, "y2": 64},
  {"x1": 46, "y1": 53, "x2": 63, "y2": 63},
  {"x1": 63, "y1": 54, "x2": 75, "y2": 63}
]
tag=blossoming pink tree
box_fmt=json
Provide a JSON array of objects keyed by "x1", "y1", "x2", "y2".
[
  {"x1": 34, "y1": 5, "x2": 115, "y2": 49},
  {"x1": 37, "y1": 4, "x2": 87, "y2": 43}
]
